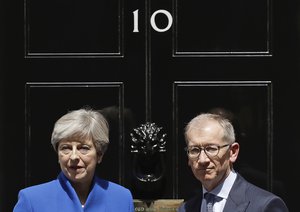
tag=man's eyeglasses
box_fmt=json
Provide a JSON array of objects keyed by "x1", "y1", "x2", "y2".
[{"x1": 184, "y1": 144, "x2": 231, "y2": 159}]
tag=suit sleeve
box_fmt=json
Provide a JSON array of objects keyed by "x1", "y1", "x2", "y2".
[{"x1": 13, "y1": 190, "x2": 33, "y2": 212}]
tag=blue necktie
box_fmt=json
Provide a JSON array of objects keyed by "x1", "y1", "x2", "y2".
[{"x1": 204, "y1": 193, "x2": 215, "y2": 212}]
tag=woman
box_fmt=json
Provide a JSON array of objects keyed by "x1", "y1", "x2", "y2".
[{"x1": 14, "y1": 107, "x2": 134, "y2": 211}]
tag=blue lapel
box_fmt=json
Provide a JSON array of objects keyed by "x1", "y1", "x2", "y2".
[
  {"x1": 58, "y1": 172, "x2": 107, "y2": 211},
  {"x1": 58, "y1": 172, "x2": 84, "y2": 210},
  {"x1": 84, "y1": 177, "x2": 107, "y2": 211}
]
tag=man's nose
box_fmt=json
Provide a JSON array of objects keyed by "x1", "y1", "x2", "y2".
[{"x1": 196, "y1": 150, "x2": 210, "y2": 163}]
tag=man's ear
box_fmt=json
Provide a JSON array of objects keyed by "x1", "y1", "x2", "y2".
[{"x1": 229, "y1": 142, "x2": 239, "y2": 163}]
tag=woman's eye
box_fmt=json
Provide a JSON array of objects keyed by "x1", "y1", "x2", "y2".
[
  {"x1": 79, "y1": 146, "x2": 90, "y2": 154},
  {"x1": 60, "y1": 146, "x2": 71, "y2": 154}
]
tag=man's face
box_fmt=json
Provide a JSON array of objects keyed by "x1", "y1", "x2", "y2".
[{"x1": 186, "y1": 120, "x2": 239, "y2": 191}]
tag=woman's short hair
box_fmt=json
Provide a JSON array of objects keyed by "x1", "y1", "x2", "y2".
[{"x1": 51, "y1": 108, "x2": 109, "y2": 154}]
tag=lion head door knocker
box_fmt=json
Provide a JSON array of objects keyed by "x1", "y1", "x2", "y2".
[{"x1": 130, "y1": 122, "x2": 167, "y2": 195}]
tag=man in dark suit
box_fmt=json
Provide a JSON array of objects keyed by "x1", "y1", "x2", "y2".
[{"x1": 178, "y1": 113, "x2": 288, "y2": 212}]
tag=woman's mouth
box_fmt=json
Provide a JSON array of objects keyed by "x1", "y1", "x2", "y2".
[{"x1": 69, "y1": 166, "x2": 83, "y2": 171}]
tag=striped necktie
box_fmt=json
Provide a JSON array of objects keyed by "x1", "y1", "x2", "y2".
[{"x1": 204, "y1": 193, "x2": 215, "y2": 212}]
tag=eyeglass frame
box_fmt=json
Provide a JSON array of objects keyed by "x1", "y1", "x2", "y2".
[{"x1": 184, "y1": 143, "x2": 232, "y2": 159}]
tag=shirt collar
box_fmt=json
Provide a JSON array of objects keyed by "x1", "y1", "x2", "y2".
[{"x1": 202, "y1": 170, "x2": 237, "y2": 200}]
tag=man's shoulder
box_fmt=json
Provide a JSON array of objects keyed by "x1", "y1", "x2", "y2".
[
  {"x1": 233, "y1": 174, "x2": 289, "y2": 211},
  {"x1": 235, "y1": 173, "x2": 284, "y2": 200}
]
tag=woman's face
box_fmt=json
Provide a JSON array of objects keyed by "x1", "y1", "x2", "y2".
[{"x1": 58, "y1": 137, "x2": 102, "y2": 185}]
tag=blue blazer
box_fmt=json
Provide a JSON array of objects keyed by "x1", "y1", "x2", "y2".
[
  {"x1": 178, "y1": 173, "x2": 289, "y2": 212},
  {"x1": 13, "y1": 172, "x2": 134, "y2": 212}
]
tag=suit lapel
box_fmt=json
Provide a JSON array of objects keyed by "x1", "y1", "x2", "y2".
[{"x1": 223, "y1": 173, "x2": 250, "y2": 212}]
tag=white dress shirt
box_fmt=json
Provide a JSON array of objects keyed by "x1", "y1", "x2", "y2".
[{"x1": 201, "y1": 170, "x2": 237, "y2": 212}]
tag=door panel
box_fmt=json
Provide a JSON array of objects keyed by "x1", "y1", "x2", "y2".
[
  {"x1": 25, "y1": 83, "x2": 126, "y2": 185},
  {"x1": 174, "y1": 82, "x2": 273, "y2": 199},
  {"x1": 174, "y1": 0, "x2": 270, "y2": 55},
  {"x1": 26, "y1": 0, "x2": 122, "y2": 56}
]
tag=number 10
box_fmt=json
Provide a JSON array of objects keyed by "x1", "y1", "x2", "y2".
[{"x1": 133, "y1": 9, "x2": 173, "y2": 33}]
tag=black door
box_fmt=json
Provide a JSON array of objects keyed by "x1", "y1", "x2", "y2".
[{"x1": 1, "y1": 0, "x2": 299, "y2": 211}]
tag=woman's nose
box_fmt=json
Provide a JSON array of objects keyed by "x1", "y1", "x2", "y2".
[{"x1": 70, "y1": 147, "x2": 79, "y2": 160}]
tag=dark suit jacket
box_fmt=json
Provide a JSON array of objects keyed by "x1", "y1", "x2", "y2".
[
  {"x1": 13, "y1": 172, "x2": 134, "y2": 212},
  {"x1": 178, "y1": 173, "x2": 289, "y2": 212}
]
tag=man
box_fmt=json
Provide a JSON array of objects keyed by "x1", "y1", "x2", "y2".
[{"x1": 178, "y1": 113, "x2": 288, "y2": 212}]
